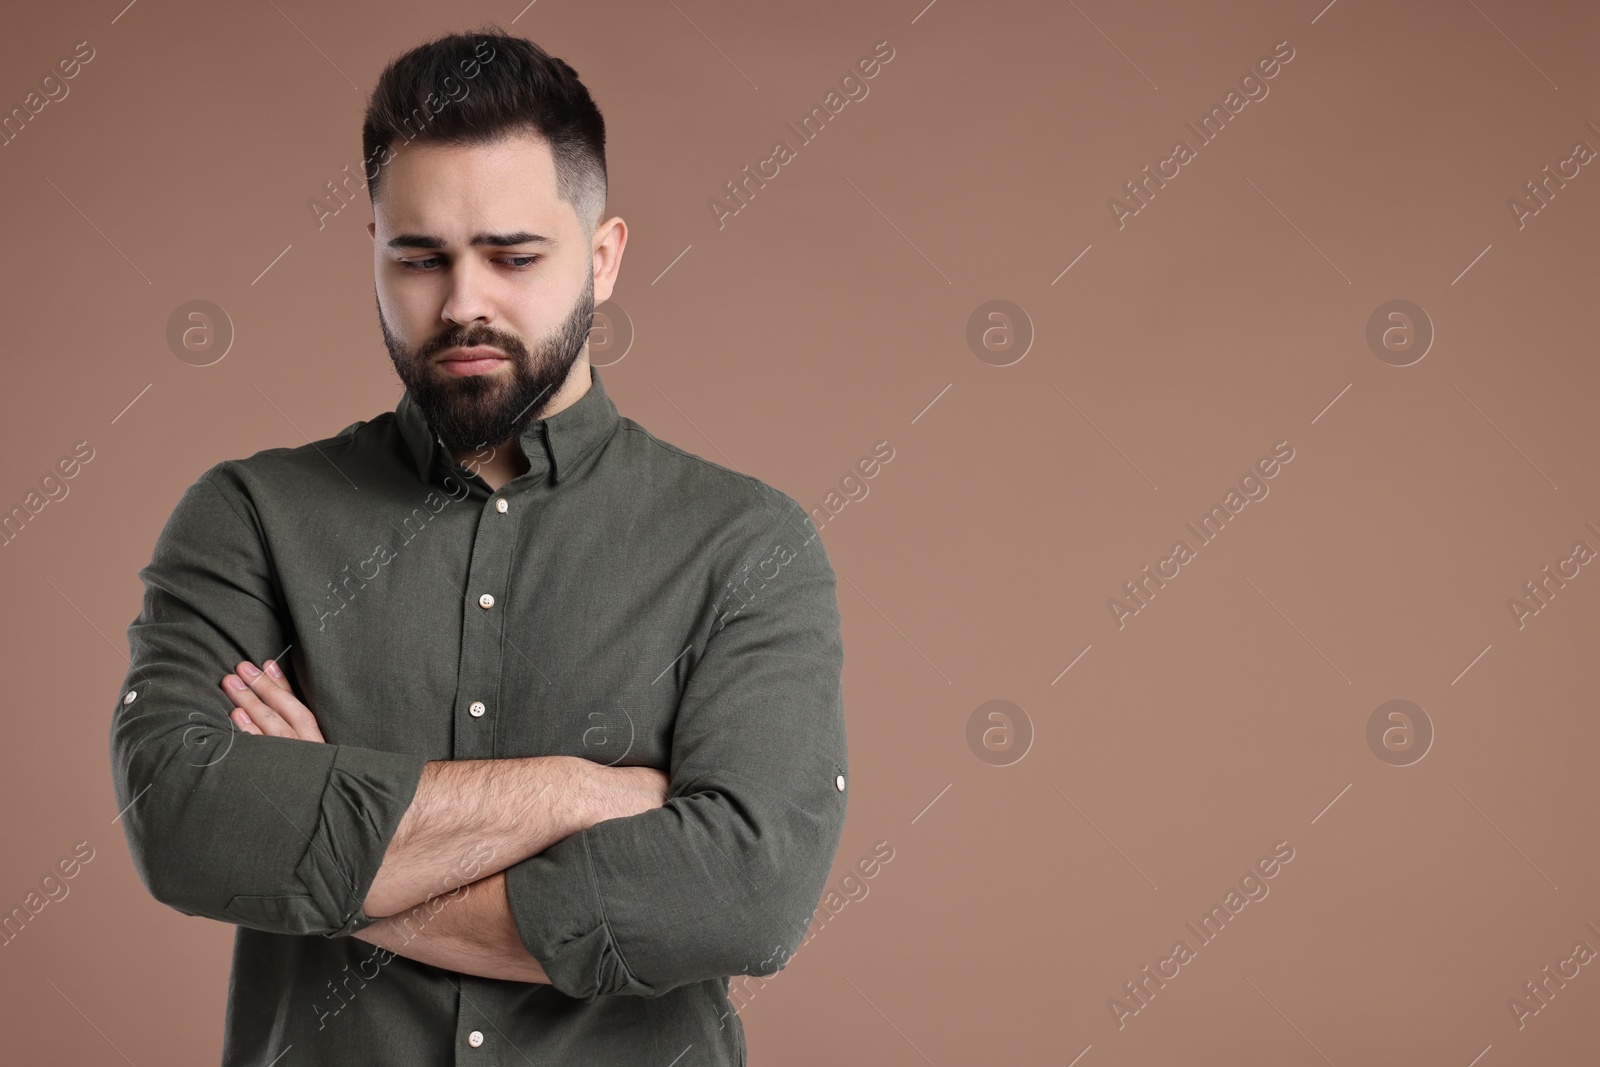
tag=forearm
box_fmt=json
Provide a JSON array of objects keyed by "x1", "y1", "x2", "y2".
[
  {"x1": 363, "y1": 755, "x2": 590, "y2": 919},
  {"x1": 355, "y1": 871, "x2": 550, "y2": 984}
]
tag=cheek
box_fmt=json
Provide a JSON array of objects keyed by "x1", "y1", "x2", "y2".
[
  {"x1": 377, "y1": 283, "x2": 443, "y2": 340},
  {"x1": 509, "y1": 283, "x2": 579, "y2": 338}
]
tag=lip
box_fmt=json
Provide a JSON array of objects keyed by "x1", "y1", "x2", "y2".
[{"x1": 438, "y1": 346, "x2": 508, "y2": 376}]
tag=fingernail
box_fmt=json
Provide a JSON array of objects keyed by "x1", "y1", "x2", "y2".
[
  {"x1": 239, "y1": 662, "x2": 261, "y2": 679},
  {"x1": 264, "y1": 660, "x2": 283, "y2": 680},
  {"x1": 225, "y1": 675, "x2": 246, "y2": 691}
]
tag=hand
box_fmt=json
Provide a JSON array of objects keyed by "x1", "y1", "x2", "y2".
[
  {"x1": 572, "y1": 762, "x2": 670, "y2": 829},
  {"x1": 221, "y1": 659, "x2": 326, "y2": 743}
]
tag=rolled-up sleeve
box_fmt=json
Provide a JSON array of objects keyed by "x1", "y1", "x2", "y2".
[
  {"x1": 504, "y1": 497, "x2": 849, "y2": 999},
  {"x1": 109, "y1": 463, "x2": 427, "y2": 938}
]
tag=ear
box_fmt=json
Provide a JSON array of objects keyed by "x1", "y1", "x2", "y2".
[{"x1": 592, "y1": 216, "x2": 627, "y2": 305}]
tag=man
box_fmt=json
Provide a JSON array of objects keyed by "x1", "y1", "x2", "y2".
[{"x1": 109, "y1": 28, "x2": 848, "y2": 1066}]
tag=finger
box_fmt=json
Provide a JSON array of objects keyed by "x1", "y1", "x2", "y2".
[
  {"x1": 236, "y1": 661, "x2": 326, "y2": 743},
  {"x1": 230, "y1": 708, "x2": 262, "y2": 735},
  {"x1": 223, "y1": 673, "x2": 297, "y2": 739},
  {"x1": 263, "y1": 660, "x2": 327, "y2": 743}
]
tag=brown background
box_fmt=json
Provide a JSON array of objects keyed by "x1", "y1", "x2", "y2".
[{"x1": 1, "y1": 0, "x2": 1597, "y2": 1063}]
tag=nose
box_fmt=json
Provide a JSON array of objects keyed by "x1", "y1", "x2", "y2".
[{"x1": 440, "y1": 256, "x2": 494, "y2": 327}]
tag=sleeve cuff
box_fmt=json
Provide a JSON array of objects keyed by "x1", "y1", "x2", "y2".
[
  {"x1": 295, "y1": 743, "x2": 428, "y2": 938},
  {"x1": 503, "y1": 832, "x2": 649, "y2": 998}
]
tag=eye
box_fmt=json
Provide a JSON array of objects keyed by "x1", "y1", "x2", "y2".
[{"x1": 395, "y1": 254, "x2": 540, "y2": 271}]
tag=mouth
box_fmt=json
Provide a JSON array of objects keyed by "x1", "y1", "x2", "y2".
[{"x1": 437, "y1": 346, "x2": 509, "y2": 377}]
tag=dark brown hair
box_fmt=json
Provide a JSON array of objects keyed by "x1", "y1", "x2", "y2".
[{"x1": 361, "y1": 27, "x2": 607, "y2": 235}]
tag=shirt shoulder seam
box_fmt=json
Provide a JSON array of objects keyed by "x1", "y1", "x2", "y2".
[
  {"x1": 617, "y1": 422, "x2": 789, "y2": 511},
  {"x1": 196, "y1": 465, "x2": 255, "y2": 531},
  {"x1": 212, "y1": 416, "x2": 376, "y2": 471}
]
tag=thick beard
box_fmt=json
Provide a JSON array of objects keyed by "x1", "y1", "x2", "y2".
[{"x1": 379, "y1": 273, "x2": 595, "y2": 454}]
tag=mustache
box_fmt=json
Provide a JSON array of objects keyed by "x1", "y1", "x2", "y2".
[{"x1": 419, "y1": 327, "x2": 527, "y2": 362}]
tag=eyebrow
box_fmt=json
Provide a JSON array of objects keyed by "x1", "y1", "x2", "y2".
[{"x1": 386, "y1": 231, "x2": 554, "y2": 251}]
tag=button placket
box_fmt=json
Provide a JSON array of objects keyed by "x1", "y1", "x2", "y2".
[
  {"x1": 451, "y1": 483, "x2": 520, "y2": 1059},
  {"x1": 453, "y1": 476, "x2": 517, "y2": 764}
]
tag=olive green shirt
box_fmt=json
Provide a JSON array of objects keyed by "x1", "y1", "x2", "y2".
[{"x1": 109, "y1": 366, "x2": 848, "y2": 1066}]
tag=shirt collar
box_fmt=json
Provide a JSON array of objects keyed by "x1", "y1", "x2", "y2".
[{"x1": 395, "y1": 364, "x2": 618, "y2": 486}]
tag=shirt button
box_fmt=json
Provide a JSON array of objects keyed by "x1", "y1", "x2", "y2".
[
  {"x1": 469, "y1": 701, "x2": 486, "y2": 718},
  {"x1": 468, "y1": 1030, "x2": 484, "y2": 1048},
  {"x1": 495, "y1": 498, "x2": 509, "y2": 513},
  {"x1": 123, "y1": 690, "x2": 138, "y2": 705},
  {"x1": 478, "y1": 593, "x2": 495, "y2": 609},
  {"x1": 836, "y1": 774, "x2": 846, "y2": 791}
]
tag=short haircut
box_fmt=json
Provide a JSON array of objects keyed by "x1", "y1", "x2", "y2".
[{"x1": 361, "y1": 26, "x2": 607, "y2": 237}]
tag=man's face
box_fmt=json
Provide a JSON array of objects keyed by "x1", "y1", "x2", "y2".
[{"x1": 370, "y1": 132, "x2": 597, "y2": 454}]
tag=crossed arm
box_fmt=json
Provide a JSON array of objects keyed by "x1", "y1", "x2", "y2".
[
  {"x1": 115, "y1": 467, "x2": 847, "y2": 1000},
  {"x1": 220, "y1": 657, "x2": 667, "y2": 984},
  {"x1": 352, "y1": 870, "x2": 545, "y2": 983}
]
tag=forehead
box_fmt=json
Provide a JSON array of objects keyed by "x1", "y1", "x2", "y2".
[{"x1": 376, "y1": 132, "x2": 570, "y2": 236}]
